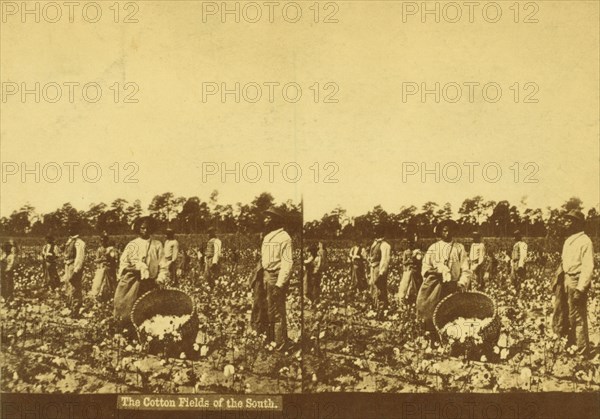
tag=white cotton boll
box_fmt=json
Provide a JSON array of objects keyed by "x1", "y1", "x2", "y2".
[
  {"x1": 223, "y1": 364, "x2": 235, "y2": 378},
  {"x1": 200, "y1": 345, "x2": 209, "y2": 357},
  {"x1": 520, "y1": 367, "x2": 532, "y2": 381}
]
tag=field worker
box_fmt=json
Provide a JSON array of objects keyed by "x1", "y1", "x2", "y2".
[
  {"x1": 164, "y1": 227, "x2": 180, "y2": 285},
  {"x1": 8, "y1": 240, "x2": 19, "y2": 263},
  {"x1": 113, "y1": 216, "x2": 165, "y2": 329},
  {"x1": 89, "y1": 233, "x2": 118, "y2": 303},
  {"x1": 417, "y1": 219, "x2": 471, "y2": 333},
  {"x1": 510, "y1": 230, "x2": 528, "y2": 293},
  {"x1": 317, "y1": 241, "x2": 327, "y2": 275},
  {"x1": 195, "y1": 246, "x2": 204, "y2": 278},
  {"x1": 261, "y1": 206, "x2": 293, "y2": 351},
  {"x1": 175, "y1": 244, "x2": 189, "y2": 282},
  {"x1": 397, "y1": 239, "x2": 423, "y2": 305},
  {"x1": 42, "y1": 235, "x2": 61, "y2": 290},
  {"x1": 368, "y1": 224, "x2": 391, "y2": 314},
  {"x1": 63, "y1": 223, "x2": 86, "y2": 316},
  {"x1": 469, "y1": 231, "x2": 487, "y2": 290},
  {"x1": 303, "y1": 243, "x2": 322, "y2": 304},
  {"x1": 349, "y1": 239, "x2": 368, "y2": 291},
  {"x1": 553, "y1": 210, "x2": 594, "y2": 357},
  {"x1": 204, "y1": 227, "x2": 222, "y2": 287},
  {"x1": 0, "y1": 242, "x2": 16, "y2": 301}
]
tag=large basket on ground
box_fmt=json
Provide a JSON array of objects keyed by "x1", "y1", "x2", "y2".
[
  {"x1": 433, "y1": 291, "x2": 501, "y2": 356},
  {"x1": 131, "y1": 288, "x2": 199, "y2": 357}
]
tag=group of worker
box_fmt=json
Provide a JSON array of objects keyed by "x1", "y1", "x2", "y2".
[
  {"x1": 12, "y1": 221, "x2": 215, "y2": 322},
  {"x1": 344, "y1": 210, "x2": 594, "y2": 358},
  {"x1": 0, "y1": 209, "x2": 593, "y2": 358}
]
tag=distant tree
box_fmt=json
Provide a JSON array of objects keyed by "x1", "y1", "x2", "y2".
[
  {"x1": 85, "y1": 202, "x2": 108, "y2": 231},
  {"x1": 5, "y1": 206, "x2": 32, "y2": 235},
  {"x1": 125, "y1": 199, "x2": 143, "y2": 225},
  {"x1": 148, "y1": 193, "x2": 185, "y2": 225},
  {"x1": 176, "y1": 197, "x2": 210, "y2": 233},
  {"x1": 586, "y1": 207, "x2": 599, "y2": 236},
  {"x1": 458, "y1": 196, "x2": 484, "y2": 229}
]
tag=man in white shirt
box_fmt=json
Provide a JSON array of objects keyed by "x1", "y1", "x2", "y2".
[
  {"x1": 469, "y1": 231, "x2": 486, "y2": 290},
  {"x1": 63, "y1": 223, "x2": 86, "y2": 316},
  {"x1": 368, "y1": 224, "x2": 391, "y2": 314},
  {"x1": 554, "y1": 210, "x2": 594, "y2": 357},
  {"x1": 510, "y1": 230, "x2": 528, "y2": 294},
  {"x1": 261, "y1": 206, "x2": 293, "y2": 351},
  {"x1": 164, "y1": 227, "x2": 180, "y2": 285},
  {"x1": 204, "y1": 227, "x2": 222, "y2": 287}
]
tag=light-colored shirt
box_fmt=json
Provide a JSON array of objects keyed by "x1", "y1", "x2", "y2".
[
  {"x1": 350, "y1": 246, "x2": 364, "y2": 261},
  {"x1": 164, "y1": 239, "x2": 179, "y2": 263},
  {"x1": 422, "y1": 240, "x2": 471, "y2": 287},
  {"x1": 512, "y1": 241, "x2": 528, "y2": 268},
  {"x1": 1, "y1": 252, "x2": 15, "y2": 272},
  {"x1": 66, "y1": 236, "x2": 86, "y2": 273},
  {"x1": 469, "y1": 242, "x2": 486, "y2": 268},
  {"x1": 370, "y1": 239, "x2": 391, "y2": 275},
  {"x1": 119, "y1": 237, "x2": 165, "y2": 279},
  {"x1": 42, "y1": 243, "x2": 58, "y2": 261},
  {"x1": 212, "y1": 238, "x2": 222, "y2": 265},
  {"x1": 120, "y1": 237, "x2": 150, "y2": 274},
  {"x1": 261, "y1": 228, "x2": 293, "y2": 288},
  {"x1": 562, "y1": 231, "x2": 594, "y2": 292}
]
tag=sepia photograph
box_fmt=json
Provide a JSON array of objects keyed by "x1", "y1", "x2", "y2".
[
  {"x1": 0, "y1": 192, "x2": 303, "y2": 394},
  {"x1": 1, "y1": 0, "x2": 599, "y2": 417},
  {"x1": 302, "y1": 197, "x2": 599, "y2": 393}
]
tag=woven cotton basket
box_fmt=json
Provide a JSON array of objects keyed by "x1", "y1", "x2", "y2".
[
  {"x1": 433, "y1": 291, "x2": 501, "y2": 355},
  {"x1": 131, "y1": 287, "x2": 198, "y2": 356}
]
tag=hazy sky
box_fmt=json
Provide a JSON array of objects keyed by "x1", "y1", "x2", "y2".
[{"x1": 1, "y1": 1, "x2": 598, "y2": 221}]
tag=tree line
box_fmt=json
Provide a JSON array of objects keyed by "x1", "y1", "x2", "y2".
[
  {"x1": 303, "y1": 196, "x2": 600, "y2": 239},
  {"x1": 0, "y1": 191, "x2": 302, "y2": 237}
]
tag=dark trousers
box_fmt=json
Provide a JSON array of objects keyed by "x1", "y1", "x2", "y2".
[
  {"x1": 369, "y1": 265, "x2": 388, "y2": 311},
  {"x1": 64, "y1": 264, "x2": 83, "y2": 313},
  {"x1": 1, "y1": 270, "x2": 14, "y2": 300},
  {"x1": 251, "y1": 273, "x2": 269, "y2": 335},
  {"x1": 352, "y1": 261, "x2": 368, "y2": 291},
  {"x1": 564, "y1": 275, "x2": 589, "y2": 356},
  {"x1": 510, "y1": 262, "x2": 525, "y2": 292},
  {"x1": 169, "y1": 262, "x2": 178, "y2": 286},
  {"x1": 303, "y1": 271, "x2": 321, "y2": 303},
  {"x1": 44, "y1": 261, "x2": 60, "y2": 289},
  {"x1": 264, "y1": 270, "x2": 287, "y2": 345},
  {"x1": 204, "y1": 260, "x2": 219, "y2": 287}
]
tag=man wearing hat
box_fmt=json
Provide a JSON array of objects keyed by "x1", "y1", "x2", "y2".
[
  {"x1": 417, "y1": 219, "x2": 471, "y2": 333},
  {"x1": 553, "y1": 210, "x2": 594, "y2": 357},
  {"x1": 261, "y1": 206, "x2": 293, "y2": 351},
  {"x1": 368, "y1": 224, "x2": 392, "y2": 314},
  {"x1": 469, "y1": 231, "x2": 487, "y2": 290},
  {"x1": 63, "y1": 222, "x2": 86, "y2": 316},
  {"x1": 510, "y1": 230, "x2": 528, "y2": 293},
  {"x1": 204, "y1": 227, "x2": 222, "y2": 287},
  {"x1": 164, "y1": 227, "x2": 180, "y2": 285}
]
